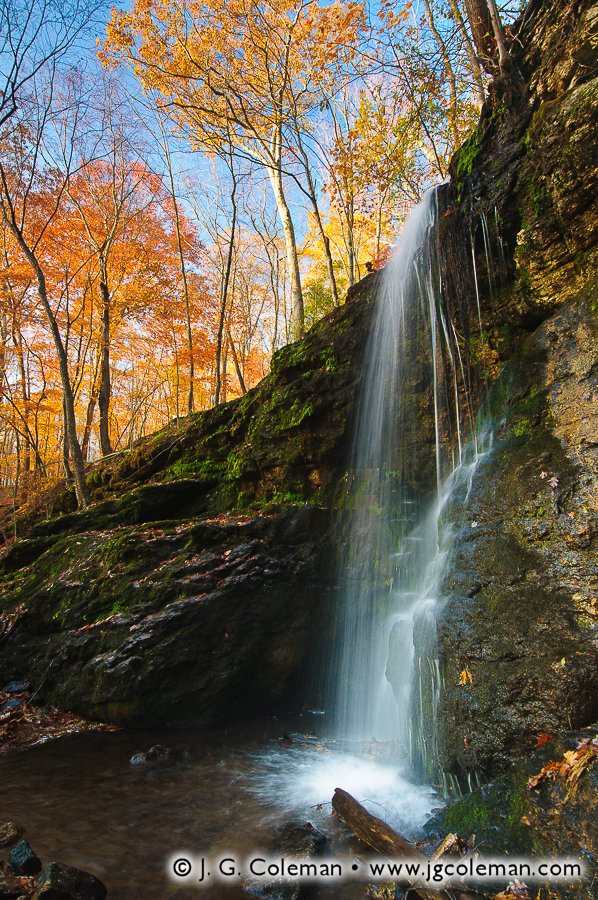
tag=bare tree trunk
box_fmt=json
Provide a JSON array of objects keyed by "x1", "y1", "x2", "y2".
[
  {"x1": 462, "y1": 0, "x2": 497, "y2": 72},
  {"x1": 81, "y1": 394, "x2": 97, "y2": 461},
  {"x1": 268, "y1": 161, "x2": 304, "y2": 339},
  {"x1": 227, "y1": 327, "x2": 247, "y2": 394},
  {"x1": 82, "y1": 355, "x2": 101, "y2": 461},
  {"x1": 448, "y1": 0, "x2": 485, "y2": 107},
  {"x1": 13, "y1": 327, "x2": 30, "y2": 496},
  {"x1": 98, "y1": 272, "x2": 113, "y2": 456},
  {"x1": 221, "y1": 338, "x2": 229, "y2": 403},
  {"x1": 214, "y1": 170, "x2": 237, "y2": 405},
  {"x1": 421, "y1": 0, "x2": 458, "y2": 141},
  {"x1": 62, "y1": 396, "x2": 73, "y2": 482},
  {"x1": 159, "y1": 116, "x2": 195, "y2": 414},
  {"x1": 3, "y1": 223, "x2": 90, "y2": 505},
  {"x1": 375, "y1": 194, "x2": 384, "y2": 265},
  {"x1": 486, "y1": 0, "x2": 510, "y2": 71},
  {"x1": 172, "y1": 325, "x2": 180, "y2": 420},
  {"x1": 295, "y1": 138, "x2": 339, "y2": 306},
  {"x1": 346, "y1": 205, "x2": 357, "y2": 287}
]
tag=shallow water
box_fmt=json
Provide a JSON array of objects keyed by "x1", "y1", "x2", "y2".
[{"x1": 0, "y1": 718, "x2": 438, "y2": 898}]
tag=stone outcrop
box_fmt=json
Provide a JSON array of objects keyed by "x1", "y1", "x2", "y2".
[
  {"x1": 0, "y1": 505, "x2": 334, "y2": 726},
  {"x1": 437, "y1": 300, "x2": 598, "y2": 775},
  {"x1": 16, "y1": 277, "x2": 379, "y2": 533},
  {"x1": 432, "y1": 0, "x2": 598, "y2": 779},
  {"x1": 0, "y1": 278, "x2": 378, "y2": 727}
]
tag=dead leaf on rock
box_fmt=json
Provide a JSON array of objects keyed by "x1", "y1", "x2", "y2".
[
  {"x1": 459, "y1": 668, "x2": 473, "y2": 685},
  {"x1": 527, "y1": 735, "x2": 598, "y2": 797},
  {"x1": 562, "y1": 736, "x2": 598, "y2": 801}
]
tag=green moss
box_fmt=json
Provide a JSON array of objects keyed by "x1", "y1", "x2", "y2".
[
  {"x1": 441, "y1": 790, "x2": 492, "y2": 832},
  {"x1": 513, "y1": 418, "x2": 532, "y2": 437},
  {"x1": 437, "y1": 768, "x2": 534, "y2": 852},
  {"x1": 526, "y1": 174, "x2": 550, "y2": 217},
  {"x1": 454, "y1": 120, "x2": 489, "y2": 200},
  {"x1": 163, "y1": 456, "x2": 224, "y2": 480}
]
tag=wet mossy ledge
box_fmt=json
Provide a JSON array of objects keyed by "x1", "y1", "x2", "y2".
[
  {"x1": 0, "y1": 505, "x2": 335, "y2": 726},
  {"x1": 0, "y1": 275, "x2": 379, "y2": 728},
  {"x1": 440, "y1": 0, "x2": 598, "y2": 361}
]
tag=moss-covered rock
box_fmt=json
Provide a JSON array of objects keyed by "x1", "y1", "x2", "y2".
[
  {"x1": 445, "y1": 0, "x2": 598, "y2": 348},
  {"x1": 0, "y1": 506, "x2": 334, "y2": 726},
  {"x1": 437, "y1": 299, "x2": 598, "y2": 777},
  {"x1": 0, "y1": 279, "x2": 380, "y2": 729},
  {"x1": 425, "y1": 730, "x2": 598, "y2": 900}
]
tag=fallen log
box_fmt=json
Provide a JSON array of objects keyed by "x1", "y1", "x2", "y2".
[
  {"x1": 332, "y1": 787, "x2": 426, "y2": 860},
  {"x1": 331, "y1": 788, "x2": 487, "y2": 900}
]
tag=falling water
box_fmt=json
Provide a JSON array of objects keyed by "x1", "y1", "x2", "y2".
[{"x1": 325, "y1": 189, "x2": 487, "y2": 779}]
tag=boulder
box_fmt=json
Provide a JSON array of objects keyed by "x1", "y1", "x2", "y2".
[
  {"x1": 33, "y1": 862, "x2": 106, "y2": 900},
  {"x1": 0, "y1": 824, "x2": 25, "y2": 848},
  {"x1": 8, "y1": 841, "x2": 41, "y2": 876}
]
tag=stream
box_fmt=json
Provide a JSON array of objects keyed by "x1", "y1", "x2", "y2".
[{"x1": 1, "y1": 718, "x2": 438, "y2": 898}]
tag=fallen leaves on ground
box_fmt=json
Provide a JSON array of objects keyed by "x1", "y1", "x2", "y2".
[
  {"x1": 0, "y1": 688, "x2": 119, "y2": 753},
  {"x1": 527, "y1": 735, "x2": 598, "y2": 798}
]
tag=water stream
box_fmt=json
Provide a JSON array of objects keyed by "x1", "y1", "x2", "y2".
[{"x1": 0, "y1": 722, "x2": 434, "y2": 898}]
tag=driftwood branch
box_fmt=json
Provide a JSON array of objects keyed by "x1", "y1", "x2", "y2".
[
  {"x1": 332, "y1": 788, "x2": 487, "y2": 900},
  {"x1": 333, "y1": 787, "x2": 426, "y2": 860}
]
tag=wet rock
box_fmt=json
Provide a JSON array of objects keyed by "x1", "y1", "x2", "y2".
[
  {"x1": 8, "y1": 841, "x2": 42, "y2": 876},
  {"x1": 33, "y1": 862, "x2": 106, "y2": 900},
  {"x1": 426, "y1": 729, "x2": 598, "y2": 900},
  {"x1": 0, "y1": 508, "x2": 335, "y2": 728},
  {"x1": 436, "y1": 301, "x2": 598, "y2": 777},
  {"x1": 130, "y1": 744, "x2": 172, "y2": 765},
  {"x1": 244, "y1": 883, "x2": 302, "y2": 900},
  {"x1": 242, "y1": 822, "x2": 330, "y2": 900},
  {"x1": 0, "y1": 823, "x2": 25, "y2": 848},
  {"x1": 274, "y1": 822, "x2": 329, "y2": 858}
]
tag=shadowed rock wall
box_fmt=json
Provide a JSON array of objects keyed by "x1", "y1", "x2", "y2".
[{"x1": 433, "y1": 0, "x2": 598, "y2": 778}]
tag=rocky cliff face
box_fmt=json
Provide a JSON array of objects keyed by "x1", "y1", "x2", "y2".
[{"x1": 430, "y1": 0, "x2": 598, "y2": 783}]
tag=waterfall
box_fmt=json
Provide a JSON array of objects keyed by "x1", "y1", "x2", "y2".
[
  {"x1": 253, "y1": 189, "x2": 495, "y2": 830},
  {"x1": 325, "y1": 188, "x2": 485, "y2": 778}
]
